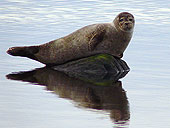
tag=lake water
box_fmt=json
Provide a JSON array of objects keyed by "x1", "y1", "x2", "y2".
[{"x1": 0, "y1": 0, "x2": 170, "y2": 128}]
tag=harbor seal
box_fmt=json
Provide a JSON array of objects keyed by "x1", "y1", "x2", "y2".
[{"x1": 7, "y1": 12, "x2": 135, "y2": 66}]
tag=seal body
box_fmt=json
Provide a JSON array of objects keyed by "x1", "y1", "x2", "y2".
[{"x1": 7, "y1": 12, "x2": 135, "y2": 66}]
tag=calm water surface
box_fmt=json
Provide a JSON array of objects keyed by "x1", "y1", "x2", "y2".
[{"x1": 0, "y1": 0, "x2": 170, "y2": 128}]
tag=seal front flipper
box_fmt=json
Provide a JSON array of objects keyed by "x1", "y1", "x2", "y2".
[
  {"x1": 7, "y1": 46, "x2": 39, "y2": 60},
  {"x1": 88, "y1": 25, "x2": 106, "y2": 51}
]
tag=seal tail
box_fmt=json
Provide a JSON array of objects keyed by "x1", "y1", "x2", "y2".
[{"x1": 7, "y1": 46, "x2": 39, "y2": 60}]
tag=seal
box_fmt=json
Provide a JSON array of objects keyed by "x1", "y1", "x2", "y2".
[{"x1": 7, "y1": 12, "x2": 135, "y2": 66}]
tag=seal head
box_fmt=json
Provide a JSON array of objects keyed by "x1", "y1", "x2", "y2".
[{"x1": 114, "y1": 12, "x2": 135, "y2": 32}]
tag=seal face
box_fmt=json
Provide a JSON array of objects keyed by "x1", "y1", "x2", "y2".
[
  {"x1": 114, "y1": 12, "x2": 135, "y2": 32},
  {"x1": 7, "y1": 12, "x2": 135, "y2": 66}
]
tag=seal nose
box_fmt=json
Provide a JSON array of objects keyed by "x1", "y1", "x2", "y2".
[{"x1": 125, "y1": 23, "x2": 129, "y2": 25}]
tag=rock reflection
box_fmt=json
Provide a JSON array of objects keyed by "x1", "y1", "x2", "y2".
[{"x1": 6, "y1": 67, "x2": 130, "y2": 126}]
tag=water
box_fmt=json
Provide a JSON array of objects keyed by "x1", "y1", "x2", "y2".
[{"x1": 0, "y1": 0, "x2": 170, "y2": 128}]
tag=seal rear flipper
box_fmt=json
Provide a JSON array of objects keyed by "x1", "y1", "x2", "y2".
[{"x1": 7, "y1": 46, "x2": 39, "y2": 60}]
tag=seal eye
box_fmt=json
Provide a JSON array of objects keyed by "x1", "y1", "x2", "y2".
[
  {"x1": 119, "y1": 18, "x2": 124, "y2": 22},
  {"x1": 129, "y1": 18, "x2": 133, "y2": 21}
]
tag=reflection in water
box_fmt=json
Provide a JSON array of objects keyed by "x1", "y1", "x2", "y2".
[{"x1": 7, "y1": 67, "x2": 129, "y2": 127}]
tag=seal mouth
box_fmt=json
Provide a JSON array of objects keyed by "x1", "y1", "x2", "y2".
[{"x1": 121, "y1": 23, "x2": 133, "y2": 32}]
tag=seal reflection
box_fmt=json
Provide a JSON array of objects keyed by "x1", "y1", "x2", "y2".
[{"x1": 6, "y1": 67, "x2": 130, "y2": 127}]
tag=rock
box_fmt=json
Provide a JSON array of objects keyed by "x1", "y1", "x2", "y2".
[{"x1": 53, "y1": 54, "x2": 130, "y2": 82}]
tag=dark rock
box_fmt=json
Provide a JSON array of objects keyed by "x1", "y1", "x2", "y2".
[{"x1": 53, "y1": 54, "x2": 130, "y2": 82}]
